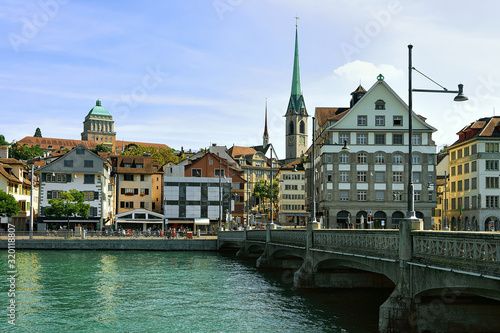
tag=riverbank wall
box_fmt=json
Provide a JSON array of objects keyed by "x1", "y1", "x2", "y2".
[{"x1": 0, "y1": 238, "x2": 217, "y2": 251}]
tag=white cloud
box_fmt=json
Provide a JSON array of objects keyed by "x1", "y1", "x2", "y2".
[{"x1": 333, "y1": 60, "x2": 404, "y2": 83}]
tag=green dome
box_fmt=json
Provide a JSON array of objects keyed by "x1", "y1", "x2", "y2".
[{"x1": 88, "y1": 99, "x2": 112, "y2": 117}]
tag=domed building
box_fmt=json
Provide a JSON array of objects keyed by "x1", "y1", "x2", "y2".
[{"x1": 81, "y1": 99, "x2": 116, "y2": 150}]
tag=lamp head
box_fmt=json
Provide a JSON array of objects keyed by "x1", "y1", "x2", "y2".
[
  {"x1": 341, "y1": 140, "x2": 350, "y2": 151},
  {"x1": 454, "y1": 84, "x2": 468, "y2": 102}
]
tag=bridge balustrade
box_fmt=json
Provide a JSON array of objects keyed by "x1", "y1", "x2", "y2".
[
  {"x1": 313, "y1": 229, "x2": 400, "y2": 259},
  {"x1": 270, "y1": 230, "x2": 306, "y2": 246},
  {"x1": 218, "y1": 230, "x2": 245, "y2": 242},
  {"x1": 413, "y1": 231, "x2": 500, "y2": 273},
  {"x1": 246, "y1": 230, "x2": 266, "y2": 242}
]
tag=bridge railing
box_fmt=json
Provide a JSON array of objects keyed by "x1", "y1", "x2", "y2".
[
  {"x1": 217, "y1": 230, "x2": 245, "y2": 242},
  {"x1": 246, "y1": 230, "x2": 266, "y2": 242},
  {"x1": 413, "y1": 231, "x2": 500, "y2": 272},
  {"x1": 313, "y1": 229, "x2": 400, "y2": 259},
  {"x1": 270, "y1": 230, "x2": 306, "y2": 247}
]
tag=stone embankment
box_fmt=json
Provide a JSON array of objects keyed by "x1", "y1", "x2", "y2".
[{"x1": 0, "y1": 238, "x2": 217, "y2": 251}]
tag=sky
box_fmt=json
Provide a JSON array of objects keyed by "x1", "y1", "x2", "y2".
[{"x1": 2, "y1": 0, "x2": 500, "y2": 160}]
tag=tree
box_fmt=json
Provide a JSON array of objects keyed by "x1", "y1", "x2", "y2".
[
  {"x1": 91, "y1": 144, "x2": 112, "y2": 154},
  {"x1": 44, "y1": 190, "x2": 90, "y2": 230},
  {"x1": 252, "y1": 178, "x2": 279, "y2": 215},
  {"x1": 121, "y1": 144, "x2": 184, "y2": 165},
  {"x1": 34, "y1": 128, "x2": 42, "y2": 137},
  {"x1": 9, "y1": 142, "x2": 44, "y2": 161},
  {"x1": 0, "y1": 135, "x2": 8, "y2": 145},
  {"x1": 0, "y1": 190, "x2": 20, "y2": 218}
]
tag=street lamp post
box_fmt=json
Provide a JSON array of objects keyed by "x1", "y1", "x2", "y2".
[
  {"x1": 407, "y1": 44, "x2": 468, "y2": 220},
  {"x1": 218, "y1": 158, "x2": 222, "y2": 231},
  {"x1": 444, "y1": 171, "x2": 449, "y2": 230},
  {"x1": 246, "y1": 168, "x2": 250, "y2": 229},
  {"x1": 311, "y1": 117, "x2": 317, "y2": 223},
  {"x1": 29, "y1": 164, "x2": 34, "y2": 240}
]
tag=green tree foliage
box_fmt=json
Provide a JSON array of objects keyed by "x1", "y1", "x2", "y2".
[
  {"x1": 252, "y1": 178, "x2": 279, "y2": 212},
  {"x1": 91, "y1": 144, "x2": 112, "y2": 154},
  {"x1": 121, "y1": 144, "x2": 184, "y2": 165},
  {"x1": 0, "y1": 190, "x2": 21, "y2": 217},
  {"x1": 44, "y1": 190, "x2": 90, "y2": 228},
  {"x1": 0, "y1": 135, "x2": 9, "y2": 145},
  {"x1": 34, "y1": 128, "x2": 42, "y2": 137},
  {"x1": 9, "y1": 142, "x2": 44, "y2": 161}
]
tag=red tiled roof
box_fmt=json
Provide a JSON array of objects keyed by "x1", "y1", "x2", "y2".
[
  {"x1": 315, "y1": 107, "x2": 350, "y2": 126},
  {"x1": 228, "y1": 146, "x2": 257, "y2": 158},
  {"x1": 18, "y1": 136, "x2": 97, "y2": 150},
  {"x1": 115, "y1": 140, "x2": 170, "y2": 151}
]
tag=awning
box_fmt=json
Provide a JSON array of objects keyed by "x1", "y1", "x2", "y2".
[
  {"x1": 116, "y1": 219, "x2": 163, "y2": 224},
  {"x1": 284, "y1": 213, "x2": 310, "y2": 217},
  {"x1": 165, "y1": 220, "x2": 194, "y2": 224},
  {"x1": 194, "y1": 218, "x2": 210, "y2": 225}
]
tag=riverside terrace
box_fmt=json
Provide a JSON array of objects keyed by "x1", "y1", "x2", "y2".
[{"x1": 3, "y1": 225, "x2": 500, "y2": 332}]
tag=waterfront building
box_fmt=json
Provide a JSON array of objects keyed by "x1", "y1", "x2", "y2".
[
  {"x1": 229, "y1": 145, "x2": 279, "y2": 225},
  {"x1": 278, "y1": 159, "x2": 308, "y2": 225},
  {"x1": 37, "y1": 144, "x2": 112, "y2": 230},
  {"x1": 164, "y1": 152, "x2": 241, "y2": 232},
  {"x1": 111, "y1": 155, "x2": 163, "y2": 215},
  {"x1": 445, "y1": 116, "x2": 500, "y2": 231},
  {"x1": 308, "y1": 75, "x2": 437, "y2": 229},
  {"x1": 0, "y1": 158, "x2": 34, "y2": 231}
]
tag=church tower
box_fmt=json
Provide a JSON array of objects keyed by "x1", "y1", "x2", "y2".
[
  {"x1": 81, "y1": 99, "x2": 116, "y2": 151},
  {"x1": 285, "y1": 24, "x2": 308, "y2": 163}
]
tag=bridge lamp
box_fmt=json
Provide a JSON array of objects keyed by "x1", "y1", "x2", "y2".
[{"x1": 407, "y1": 44, "x2": 468, "y2": 219}]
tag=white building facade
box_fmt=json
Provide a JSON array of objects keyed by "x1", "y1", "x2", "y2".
[
  {"x1": 37, "y1": 145, "x2": 112, "y2": 230},
  {"x1": 309, "y1": 76, "x2": 437, "y2": 229}
]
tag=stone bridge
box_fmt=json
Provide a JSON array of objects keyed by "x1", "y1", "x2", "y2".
[{"x1": 218, "y1": 221, "x2": 500, "y2": 332}]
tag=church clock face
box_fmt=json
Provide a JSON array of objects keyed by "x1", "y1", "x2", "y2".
[
  {"x1": 288, "y1": 136, "x2": 294, "y2": 144},
  {"x1": 299, "y1": 136, "x2": 305, "y2": 144}
]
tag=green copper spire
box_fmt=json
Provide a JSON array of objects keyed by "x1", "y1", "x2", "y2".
[
  {"x1": 291, "y1": 27, "x2": 302, "y2": 97},
  {"x1": 285, "y1": 25, "x2": 308, "y2": 117}
]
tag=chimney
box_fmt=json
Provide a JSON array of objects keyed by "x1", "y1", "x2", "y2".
[{"x1": 0, "y1": 145, "x2": 8, "y2": 158}]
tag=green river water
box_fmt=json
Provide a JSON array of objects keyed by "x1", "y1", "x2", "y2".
[{"x1": 0, "y1": 251, "x2": 390, "y2": 332}]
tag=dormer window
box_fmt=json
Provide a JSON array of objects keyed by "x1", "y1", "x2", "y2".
[{"x1": 375, "y1": 99, "x2": 386, "y2": 110}]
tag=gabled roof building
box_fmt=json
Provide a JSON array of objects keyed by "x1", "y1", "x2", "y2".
[{"x1": 308, "y1": 75, "x2": 437, "y2": 229}]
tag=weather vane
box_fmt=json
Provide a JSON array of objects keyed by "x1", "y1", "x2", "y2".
[{"x1": 295, "y1": 16, "x2": 299, "y2": 27}]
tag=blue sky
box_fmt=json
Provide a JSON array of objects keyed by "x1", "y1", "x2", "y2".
[{"x1": 2, "y1": 0, "x2": 500, "y2": 159}]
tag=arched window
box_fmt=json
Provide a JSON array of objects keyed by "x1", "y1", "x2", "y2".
[
  {"x1": 299, "y1": 121, "x2": 305, "y2": 134},
  {"x1": 393, "y1": 153, "x2": 403, "y2": 164},
  {"x1": 375, "y1": 99, "x2": 386, "y2": 110},
  {"x1": 288, "y1": 121, "x2": 294, "y2": 135},
  {"x1": 412, "y1": 153, "x2": 421, "y2": 164}
]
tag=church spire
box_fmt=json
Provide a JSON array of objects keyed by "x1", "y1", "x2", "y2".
[
  {"x1": 285, "y1": 24, "x2": 308, "y2": 117},
  {"x1": 263, "y1": 99, "x2": 269, "y2": 146}
]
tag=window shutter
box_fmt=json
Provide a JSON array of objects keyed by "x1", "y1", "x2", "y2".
[
  {"x1": 66, "y1": 174, "x2": 72, "y2": 183},
  {"x1": 145, "y1": 188, "x2": 149, "y2": 195},
  {"x1": 134, "y1": 188, "x2": 138, "y2": 195},
  {"x1": 42, "y1": 173, "x2": 46, "y2": 182},
  {"x1": 121, "y1": 188, "x2": 125, "y2": 195},
  {"x1": 130, "y1": 202, "x2": 134, "y2": 208},
  {"x1": 47, "y1": 191, "x2": 52, "y2": 199},
  {"x1": 94, "y1": 191, "x2": 99, "y2": 200}
]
